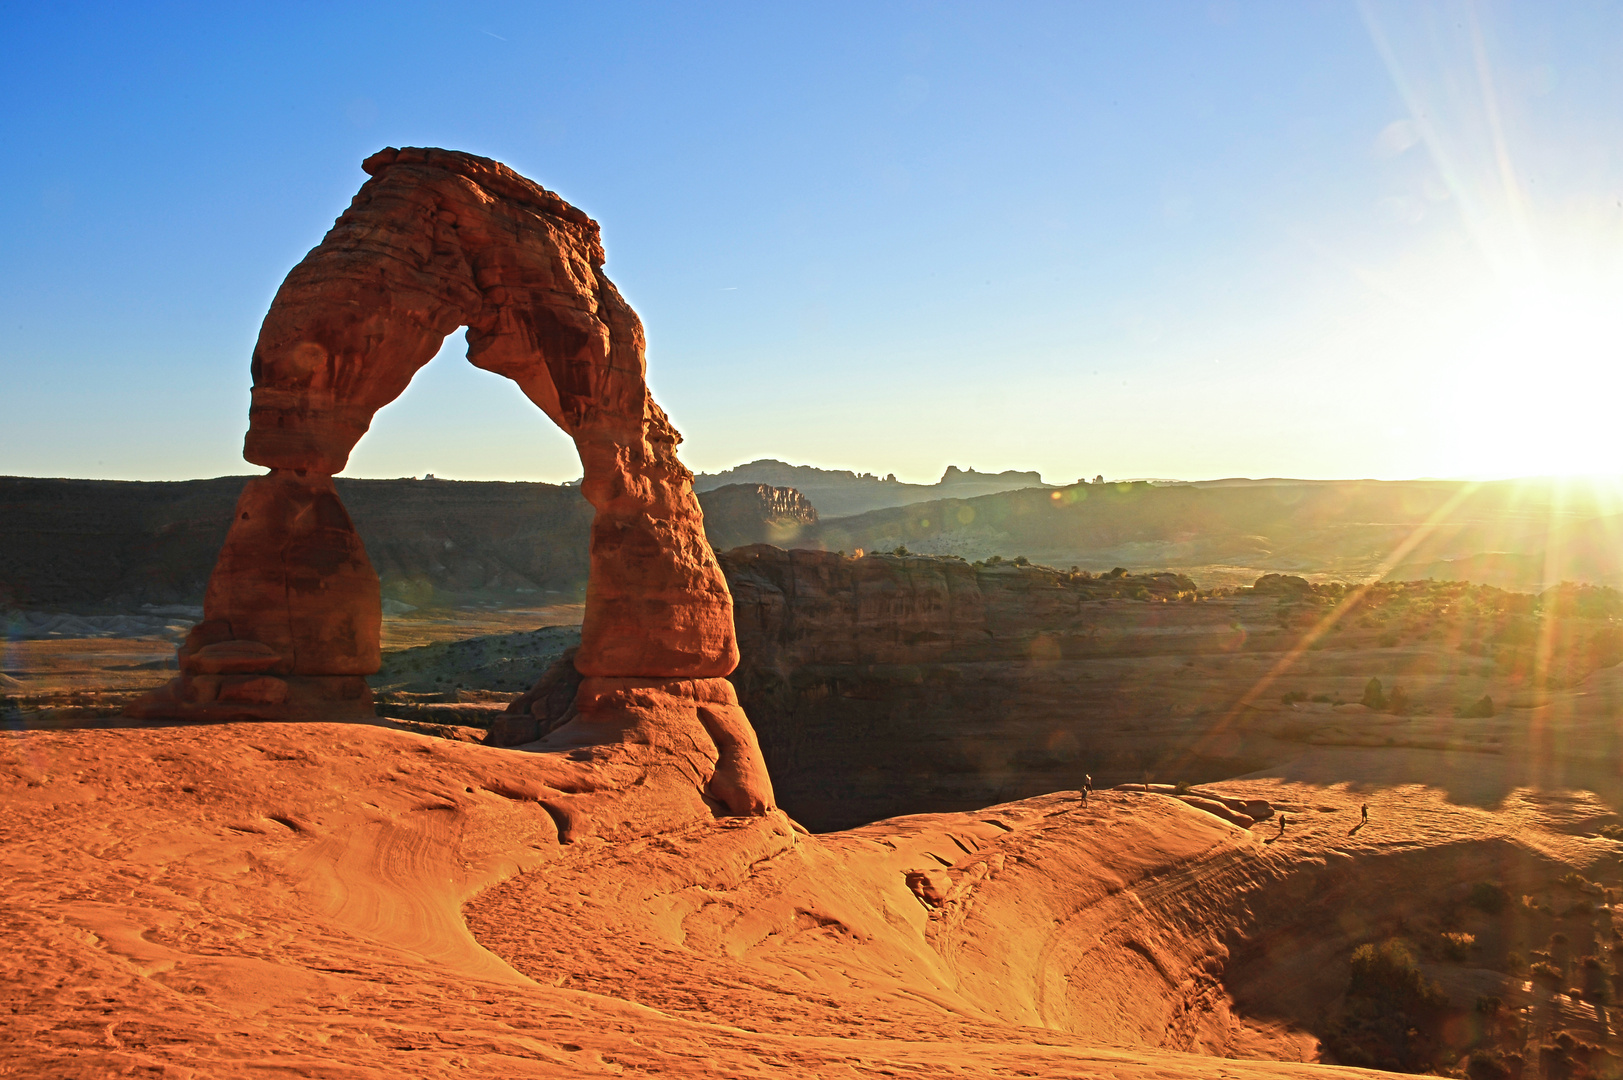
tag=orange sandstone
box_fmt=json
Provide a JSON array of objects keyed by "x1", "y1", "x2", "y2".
[{"x1": 128, "y1": 147, "x2": 771, "y2": 814}]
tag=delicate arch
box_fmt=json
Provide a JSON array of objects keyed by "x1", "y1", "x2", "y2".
[{"x1": 129, "y1": 148, "x2": 772, "y2": 815}]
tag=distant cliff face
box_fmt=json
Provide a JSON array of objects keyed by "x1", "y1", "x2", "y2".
[
  {"x1": 696, "y1": 484, "x2": 818, "y2": 551},
  {"x1": 720, "y1": 546, "x2": 1231, "y2": 830}
]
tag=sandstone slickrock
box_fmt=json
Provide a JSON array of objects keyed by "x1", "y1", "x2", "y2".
[{"x1": 124, "y1": 147, "x2": 771, "y2": 815}]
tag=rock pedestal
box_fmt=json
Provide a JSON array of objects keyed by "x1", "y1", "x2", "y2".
[{"x1": 127, "y1": 147, "x2": 773, "y2": 815}]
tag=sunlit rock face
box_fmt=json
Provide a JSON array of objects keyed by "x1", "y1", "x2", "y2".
[{"x1": 127, "y1": 147, "x2": 771, "y2": 815}]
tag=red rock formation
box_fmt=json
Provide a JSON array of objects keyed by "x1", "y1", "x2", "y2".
[{"x1": 127, "y1": 147, "x2": 771, "y2": 814}]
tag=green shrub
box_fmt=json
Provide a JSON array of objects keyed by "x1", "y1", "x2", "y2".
[
  {"x1": 1347, "y1": 940, "x2": 1448, "y2": 1011},
  {"x1": 1454, "y1": 694, "x2": 1495, "y2": 718},
  {"x1": 1328, "y1": 940, "x2": 1451, "y2": 1073},
  {"x1": 1530, "y1": 961, "x2": 1564, "y2": 984},
  {"x1": 1440, "y1": 931, "x2": 1476, "y2": 961},
  {"x1": 1361, "y1": 677, "x2": 1386, "y2": 709},
  {"x1": 1468, "y1": 882, "x2": 1509, "y2": 914},
  {"x1": 1466, "y1": 1050, "x2": 1512, "y2": 1080}
]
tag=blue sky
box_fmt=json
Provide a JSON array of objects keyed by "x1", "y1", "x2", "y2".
[{"x1": 3, "y1": 2, "x2": 1622, "y2": 484}]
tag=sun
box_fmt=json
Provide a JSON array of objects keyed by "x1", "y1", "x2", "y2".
[{"x1": 1437, "y1": 267, "x2": 1623, "y2": 478}]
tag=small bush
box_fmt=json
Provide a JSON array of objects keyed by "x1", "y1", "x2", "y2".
[
  {"x1": 1281, "y1": 690, "x2": 1308, "y2": 704},
  {"x1": 1468, "y1": 882, "x2": 1509, "y2": 914},
  {"x1": 1530, "y1": 961, "x2": 1565, "y2": 984},
  {"x1": 1387, "y1": 685, "x2": 1412, "y2": 715},
  {"x1": 1466, "y1": 1050, "x2": 1512, "y2": 1080},
  {"x1": 1440, "y1": 931, "x2": 1476, "y2": 961},
  {"x1": 1347, "y1": 940, "x2": 1448, "y2": 1011},
  {"x1": 1454, "y1": 694, "x2": 1495, "y2": 718},
  {"x1": 1361, "y1": 677, "x2": 1386, "y2": 709},
  {"x1": 1598, "y1": 823, "x2": 1623, "y2": 840}
]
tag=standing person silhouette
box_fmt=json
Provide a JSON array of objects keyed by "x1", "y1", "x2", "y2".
[
  {"x1": 1277, "y1": 814, "x2": 1288, "y2": 836},
  {"x1": 1361, "y1": 803, "x2": 1369, "y2": 825}
]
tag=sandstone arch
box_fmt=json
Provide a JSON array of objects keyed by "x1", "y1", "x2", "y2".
[{"x1": 128, "y1": 147, "x2": 773, "y2": 815}]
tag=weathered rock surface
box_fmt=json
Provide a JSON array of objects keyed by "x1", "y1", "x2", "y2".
[
  {"x1": 122, "y1": 147, "x2": 771, "y2": 815},
  {"x1": 694, "y1": 483, "x2": 817, "y2": 550},
  {"x1": 8, "y1": 718, "x2": 1617, "y2": 1076},
  {"x1": 718, "y1": 546, "x2": 1288, "y2": 830}
]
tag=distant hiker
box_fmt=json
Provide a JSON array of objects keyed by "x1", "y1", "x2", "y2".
[
  {"x1": 1277, "y1": 814, "x2": 1288, "y2": 835},
  {"x1": 1361, "y1": 803, "x2": 1368, "y2": 824}
]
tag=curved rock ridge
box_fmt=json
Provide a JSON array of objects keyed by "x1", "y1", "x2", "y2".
[{"x1": 125, "y1": 147, "x2": 772, "y2": 815}]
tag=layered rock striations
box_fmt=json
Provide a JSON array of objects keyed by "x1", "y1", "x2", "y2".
[
  {"x1": 125, "y1": 147, "x2": 771, "y2": 815},
  {"x1": 692, "y1": 483, "x2": 817, "y2": 551}
]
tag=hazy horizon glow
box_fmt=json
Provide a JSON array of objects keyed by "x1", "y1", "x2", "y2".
[{"x1": 3, "y1": 2, "x2": 1621, "y2": 487}]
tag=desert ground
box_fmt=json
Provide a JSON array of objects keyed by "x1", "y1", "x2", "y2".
[{"x1": 8, "y1": 569, "x2": 1623, "y2": 1079}]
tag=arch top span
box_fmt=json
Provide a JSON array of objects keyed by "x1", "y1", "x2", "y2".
[{"x1": 128, "y1": 148, "x2": 774, "y2": 816}]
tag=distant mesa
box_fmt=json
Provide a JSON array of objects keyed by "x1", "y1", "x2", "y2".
[
  {"x1": 693, "y1": 459, "x2": 1049, "y2": 518},
  {"x1": 697, "y1": 483, "x2": 818, "y2": 551}
]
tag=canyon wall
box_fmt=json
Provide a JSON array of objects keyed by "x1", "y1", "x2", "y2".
[{"x1": 719, "y1": 546, "x2": 1250, "y2": 830}]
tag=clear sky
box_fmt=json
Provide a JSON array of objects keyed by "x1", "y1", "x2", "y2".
[{"x1": 3, "y1": 2, "x2": 1621, "y2": 486}]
